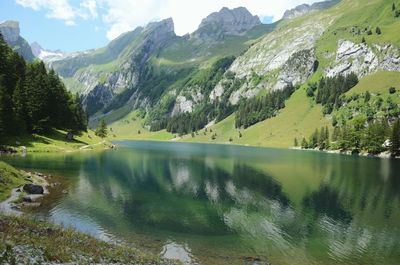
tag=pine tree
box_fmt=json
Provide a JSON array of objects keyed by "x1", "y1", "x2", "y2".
[
  {"x1": 294, "y1": 138, "x2": 298, "y2": 147},
  {"x1": 332, "y1": 127, "x2": 341, "y2": 142},
  {"x1": 319, "y1": 127, "x2": 326, "y2": 149},
  {"x1": 390, "y1": 119, "x2": 400, "y2": 156},
  {"x1": 364, "y1": 91, "x2": 371, "y2": 102},
  {"x1": 310, "y1": 129, "x2": 319, "y2": 149},
  {"x1": 95, "y1": 119, "x2": 108, "y2": 138},
  {"x1": 325, "y1": 126, "x2": 330, "y2": 149},
  {"x1": 362, "y1": 37, "x2": 366, "y2": 43},
  {"x1": 393, "y1": 3, "x2": 396, "y2": 11},
  {"x1": 301, "y1": 137, "x2": 308, "y2": 149},
  {"x1": 375, "y1": 27, "x2": 382, "y2": 35}
]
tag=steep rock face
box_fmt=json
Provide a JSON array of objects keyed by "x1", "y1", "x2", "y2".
[
  {"x1": 274, "y1": 49, "x2": 317, "y2": 90},
  {"x1": 82, "y1": 84, "x2": 114, "y2": 116},
  {"x1": 171, "y1": 96, "x2": 193, "y2": 116},
  {"x1": 283, "y1": 0, "x2": 340, "y2": 20},
  {"x1": 326, "y1": 40, "x2": 400, "y2": 77},
  {"x1": 228, "y1": 16, "x2": 329, "y2": 78},
  {"x1": 0, "y1": 20, "x2": 35, "y2": 61},
  {"x1": 210, "y1": 13, "x2": 334, "y2": 104},
  {"x1": 192, "y1": 7, "x2": 260, "y2": 39},
  {"x1": 0, "y1": 21, "x2": 19, "y2": 42}
]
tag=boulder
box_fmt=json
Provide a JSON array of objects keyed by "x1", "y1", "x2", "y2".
[{"x1": 23, "y1": 184, "x2": 44, "y2": 195}]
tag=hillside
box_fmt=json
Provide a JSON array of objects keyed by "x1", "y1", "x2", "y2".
[{"x1": 46, "y1": 0, "x2": 400, "y2": 149}]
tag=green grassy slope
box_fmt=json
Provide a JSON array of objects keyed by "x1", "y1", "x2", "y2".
[
  {"x1": 347, "y1": 71, "x2": 400, "y2": 95},
  {"x1": 0, "y1": 162, "x2": 26, "y2": 201},
  {"x1": 178, "y1": 87, "x2": 331, "y2": 148},
  {"x1": 4, "y1": 130, "x2": 111, "y2": 153}
]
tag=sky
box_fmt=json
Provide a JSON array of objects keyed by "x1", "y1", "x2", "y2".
[{"x1": 0, "y1": 0, "x2": 321, "y2": 52}]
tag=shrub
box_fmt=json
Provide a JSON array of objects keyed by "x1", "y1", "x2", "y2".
[{"x1": 389, "y1": 87, "x2": 396, "y2": 94}]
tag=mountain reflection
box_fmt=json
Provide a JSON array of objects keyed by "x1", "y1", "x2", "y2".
[{"x1": 1, "y1": 141, "x2": 399, "y2": 265}]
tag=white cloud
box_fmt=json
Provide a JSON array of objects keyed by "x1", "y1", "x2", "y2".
[
  {"x1": 99, "y1": 0, "x2": 323, "y2": 40},
  {"x1": 15, "y1": 0, "x2": 98, "y2": 25},
  {"x1": 15, "y1": 0, "x2": 323, "y2": 39}
]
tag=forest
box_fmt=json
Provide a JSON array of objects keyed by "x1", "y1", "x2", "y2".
[
  {"x1": 298, "y1": 118, "x2": 400, "y2": 156},
  {"x1": 0, "y1": 34, "x2": 87, "y2": 141},
  {"x1": 235, "y1": 83, "x2": 295, "y2": 128}
]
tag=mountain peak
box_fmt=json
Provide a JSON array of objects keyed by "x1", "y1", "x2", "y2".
[
  {"x1": 283, "y1": 0, "x2": 340, "y2": 20},
  {"x1": 195, "y1": 6, "x2": 261, "y2": 37},
  {"x1": 144, "y1": 17, "x2": 174, "y2": 34},
  {"x1": 0, "y1": 20, "x2": 20, "y2": 43}
]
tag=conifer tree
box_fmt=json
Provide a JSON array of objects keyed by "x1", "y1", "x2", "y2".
[
  {"x1": 95, "y1": 119, "x2": 108, "y2": 138},
  {"x1": 301, "y1": 137, "x2": 308, "y2": 149},
  {"x1": 390, "y1": 119, "x2": 400, "y2": 156}
]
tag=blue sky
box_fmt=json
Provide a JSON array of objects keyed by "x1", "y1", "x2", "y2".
[{"x1": 0, "y1": 0, "x2": 320, "y2": 52}]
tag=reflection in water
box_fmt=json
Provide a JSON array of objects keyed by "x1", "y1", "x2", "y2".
[
  {"x1": 161, "y1": 241, "x2": 194, "y2": 264},
  {"x1": 1, "y1": 141, "x2": 400, "y2": 265}
]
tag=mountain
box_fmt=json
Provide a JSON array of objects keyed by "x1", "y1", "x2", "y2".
[
  {"x1": 283, "y1": 0, "x2": 340, "y2": 19},
  {"x1": 48, "y1": 7, "x2": 275, "y2": 123},
  {"x1": 0, "y1": 20, "x2": 35, "y2": 61},
  {"x1": 30, "y1": 41, "x2": 66, "y2": 62},
  {"x1": 40, "y1": 0, "x2": 400, "y2": 148},
  {"x1": 192, "y1": 7, "x2": 261, "y2": 40}
]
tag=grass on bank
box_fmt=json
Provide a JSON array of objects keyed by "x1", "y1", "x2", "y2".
[
  {"x1": 0, "y1": 215, "x2": 173, "y2": 264},
  {"x1": 0, "y1": 161, "x2": 27, "y2": 201},
  {"x1": 3, "y1": 129, "x2": 112, "y2": 153}
]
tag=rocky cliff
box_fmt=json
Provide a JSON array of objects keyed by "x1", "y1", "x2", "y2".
[
  {"x1": 0, "y1": 20, "x2": 35, "y2": 61},
  {"x1": 193, "y1": 7, "x2": 261, "y2": 39},
  {"x1": 283, "y1": 0, "x2": 340, "y2": 20}
]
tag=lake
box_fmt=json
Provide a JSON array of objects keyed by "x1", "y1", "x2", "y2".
[{"x1": 1, "y1": 141, "x2": 400, "y2": 265}]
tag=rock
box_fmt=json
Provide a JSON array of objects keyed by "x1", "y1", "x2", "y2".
[
  {"x1": 23, "y1": 202, "x2": 41, "y2": 208},
  {"x1": 23, "y1": 184, "x2": 44, "y2": 195},
  {"x1": 23, "y1": 196, "x2": 32, "y2": 203},
  {"x1": 326, "y1": 40, "x2": 400, "y2": 77},
  {"x1": 193, "y1": 7, "x2": 261, "y2": 39},
  {"x1": 283, "y1": 0, "x2": 340, "y2": 20},
  {"x1": 11, "y1": 205, "x2": 21, "y2": 210},
  {"x1": 171, "y1": 96, "x2": 193, "y2": 116},
  {"x1": 0, "y1": 20, "x2": 20, "y2": 43},
  {"x1": 274, "y1": 49, "x2": 316, "y2": 90}
]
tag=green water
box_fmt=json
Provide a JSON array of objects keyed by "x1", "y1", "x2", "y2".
[{"x1": 1, "y1": 141, "x2": 400, "y2": 265}]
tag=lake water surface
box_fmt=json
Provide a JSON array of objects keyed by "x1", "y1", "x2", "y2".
[{"x1": 1, "y1": 141, "x2": 400, "y2": 265}]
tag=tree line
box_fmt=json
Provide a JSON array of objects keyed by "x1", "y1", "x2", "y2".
[
  {"x1": 297, "y1": 118, "x2": 400, "y2": 157},
  {"x1": 235, "y1": 83, "x2": 295, "y2": 129},
  {"x1": 310, "y1": 73, "x2": 359, "y2": 114},
  {"x1": 0, "y1": 34, "x2": 87, "y2": 141}
]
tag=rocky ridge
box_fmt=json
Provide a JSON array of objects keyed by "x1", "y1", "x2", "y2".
[
  {"x1": 193, "y1": 7, "x2": 261, "y2": 39},
  {"x1": 283, "y1": 0, "x2": 340, "y2": 19},
  {"x1": 326, "y1": 40, "x2": 400, "y2": 77}
]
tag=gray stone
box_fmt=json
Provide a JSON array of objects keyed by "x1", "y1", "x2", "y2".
[{"x1": 23, "y1": 184, "x2": 44, "y2": 195}]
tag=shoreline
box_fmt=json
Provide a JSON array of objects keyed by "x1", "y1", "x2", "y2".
[
  {"x1": 112, "y1": 137, "x2": 400, "y2": 160},
  {"x1": 0, "y1": 171, "x2": 51, "y2": 216}
]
